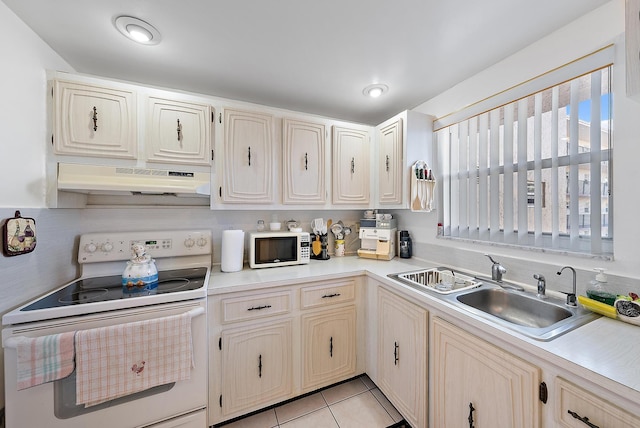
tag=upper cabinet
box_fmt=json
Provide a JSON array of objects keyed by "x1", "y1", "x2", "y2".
[
  {"x1": 53, "y1": 79, "x2": 137, "y2": 159},
  {"x1": 377, "y1": 118, "x2": 403, "y2": 205},
  {"x1": 145, "y1": 95, "x2": 213, "y2": 166},
  {"x1": 282, "y1": 118, "x2": 327, "y2": 205},
  {"x1": 374, "y1": 110, "x2": 433, "y2": 209},
  {"x1": 332, "y1": 125, "x2": 371, "y2": 205},
  {"x1": 219, "y1": 108, "x2": 274, "y2": 204}
]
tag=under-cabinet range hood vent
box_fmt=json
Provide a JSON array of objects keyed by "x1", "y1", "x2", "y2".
[{"x1": 56, "y1": 163, "x2": 210, "y2": 197}]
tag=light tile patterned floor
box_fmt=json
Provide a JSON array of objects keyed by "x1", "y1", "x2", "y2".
[{"x1": 216, "y1": 375, "x2": 407, "y2": 428}]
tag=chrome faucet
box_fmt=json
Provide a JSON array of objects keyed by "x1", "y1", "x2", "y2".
[
  {"x1": 557, "y1": 266, "x2": 577, "y2": 307},
  {"x1": 534, "y1": 274, "x2": 546, "y2": 299},
  {"x1": 485, "y1": 254, "x2": 507, "y2": 282}
]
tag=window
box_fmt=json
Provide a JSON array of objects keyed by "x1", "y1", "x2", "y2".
[{"x1": 435, "y1": 50, "x2": 612, "y2": 258}]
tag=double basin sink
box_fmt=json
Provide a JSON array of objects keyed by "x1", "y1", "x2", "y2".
[{"x1": 388, "y1": 267, "x2": 599, "y2": 341}]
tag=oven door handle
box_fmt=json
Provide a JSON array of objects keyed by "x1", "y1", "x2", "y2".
[{"x1": 4, "y1": 306, "x2": 206, "y2": 349}]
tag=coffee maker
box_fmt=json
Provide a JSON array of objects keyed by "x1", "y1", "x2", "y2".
[{"x1": 357, "y1": 218, "x2": 397, "y2": 260}]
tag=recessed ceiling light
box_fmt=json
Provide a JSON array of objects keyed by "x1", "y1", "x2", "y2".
[
  {"x1": 363, "y1": 83, "x2": 389, "y2": 98},
  {"x1": 115, "y1": 16, "x2": 161, "y2": 45}
]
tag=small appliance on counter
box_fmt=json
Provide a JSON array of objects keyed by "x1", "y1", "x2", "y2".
[
  {"x1": 357, "y1": 216, "x2": 397, "y2": 260},
  {"x1": 399, "y1": 230, "x2": 412, "y2": 258}
]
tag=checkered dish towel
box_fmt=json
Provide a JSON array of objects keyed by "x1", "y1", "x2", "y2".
[
  {"x1": 75, "y1": 311, "x2": 193, "y2": 407},
  {"x1": 16, "y1": 332, "x2": 76, "y2": 390}
]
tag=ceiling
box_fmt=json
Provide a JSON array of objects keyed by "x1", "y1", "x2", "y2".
[{"x1": 3, "y1": 0, "x2": 609, "y2": 125}]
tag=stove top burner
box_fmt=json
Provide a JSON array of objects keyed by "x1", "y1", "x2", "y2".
[{"x1": 22, "y1": 267, "x2": 207, "y2": 312}]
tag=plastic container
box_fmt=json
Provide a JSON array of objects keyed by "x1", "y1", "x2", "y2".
[{"x1": 586, "y1": 268, "x2": 617, "y2": 305}]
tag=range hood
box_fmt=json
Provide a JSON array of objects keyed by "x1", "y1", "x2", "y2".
[{"x1": 56, "y1": 163, "x2": 210, "y2": 197}]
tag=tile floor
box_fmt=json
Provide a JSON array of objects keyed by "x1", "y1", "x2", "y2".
[{"x1": 215, "y1": 375, "x2": 408, "y2": 428}]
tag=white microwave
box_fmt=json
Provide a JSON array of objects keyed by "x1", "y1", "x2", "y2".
[{"x1": 249, "y1": 231, "x2": 311, "y2": 269}]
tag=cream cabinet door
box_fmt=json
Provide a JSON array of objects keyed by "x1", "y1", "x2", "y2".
[
  {"x1": 301, "y1": 306, "x2": 356, "y2": 392},
  {"x1": 282, "y1": 118, "x2": 326, "y2": 204},
  {"x1": 555, "y1": 377, "x2": 640, "y2": 428},
  {"x1": 221, "y1": 108, "x2": 274, "y2": 203},
  {"x1": 220, "y1": 320, "x2": 293, "y2": 418},
  {"x1": 332, "y1": 126, "x2": 370, "y2": 205},
  {"x1": 432, "y1": 317, "x2": 540, "y2": 428},
  {"x1": 146, "y1": 96, "x2": 212, "y2": 165},
  {"x1": 377, "y1": 118, "x2": 403, "y2": 205},
  {"x1": 53, "y1": 79, "x2": 136, "y2": 159},
  {"x1": 377, "y1": 287, "x2": 427, "y2": 428}
]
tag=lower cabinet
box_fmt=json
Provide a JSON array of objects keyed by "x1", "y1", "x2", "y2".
[
  {"x1": 210, "y1": 278, "x2": 361, "y2": 425},
  {"x1": 555, "y1": 377, "x2": 640, "y2": 428},
  {"x1": 432, "y1": 317, "x2": 541, "y2": 428},
  {"x1": 302, "y1": 306, "x2": 357, "y2": 392},
  {"x1": 377, "y1": 287, "x2": 428, "y2": 428},
  {"x1": 220, "y1": 320, "x2": 293, "y2": 416}
]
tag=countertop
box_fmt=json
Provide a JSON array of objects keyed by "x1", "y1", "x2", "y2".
[{"x1": 208, "y1": 256, "x2": 640, "y2": 407}]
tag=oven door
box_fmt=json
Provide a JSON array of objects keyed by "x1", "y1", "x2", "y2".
[{"x1": 2, "y1": 300, "x2": 207, "y2": 428}]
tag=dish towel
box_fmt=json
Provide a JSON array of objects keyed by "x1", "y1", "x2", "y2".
[
  {"x1": 16, "y1": 332, "x2": 76, "y2": 390},
  {"x1": 75, "y1": 311, "x2": 193, "y2": 407}
]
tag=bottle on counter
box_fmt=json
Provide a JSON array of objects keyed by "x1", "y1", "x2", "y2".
[{"x1": 586, "y1": 268, "x2": 616, "y2": 305}]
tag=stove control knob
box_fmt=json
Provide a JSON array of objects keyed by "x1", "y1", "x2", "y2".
[
  {"x1": 84, "y1": 243, "x2": 98, "y2": 253},
  {"x1": 184, "y1": 238, "x2": 195, "y2": 248},
  {"x1": 102, "y1": 242, "x2": 114, "y2": 252},
  {"x1": 196, "y1": 237, "x2": 208, "y2": 247}
]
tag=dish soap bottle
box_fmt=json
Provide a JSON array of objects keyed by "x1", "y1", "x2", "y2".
[{"x1": 586, "y1": 268, "x2": 616, "y2": 305}]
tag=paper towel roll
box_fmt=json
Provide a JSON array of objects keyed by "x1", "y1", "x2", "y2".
[{"x1": 221, "y1": 230, "x2": 245, "y2": 272}]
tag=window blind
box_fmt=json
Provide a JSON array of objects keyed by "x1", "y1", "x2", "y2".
[{"x1": 436, "y1": 47, "x2": 613, "y2": 257}]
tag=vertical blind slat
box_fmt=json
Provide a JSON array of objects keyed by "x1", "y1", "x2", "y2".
[
  {"x1": 534, "y1": 93, "x2": 543, "y2": 246},
  {"x1": 590, "y1": 71, "x2": 602, "y2": 254},
  {"x1": 468, "y1": 116, "x2": 479, "y2": 239},
  {"x1": 450, "y1": 125, "x2": 460, "y2": 236},
  {"x1": 551, "y1": 86, "x2": 560, "y2": 246},
  {"x1": 503, "y1": 104, "x2": 514, "y2": 243},
  {"x1": 489, "y1": 110, "x2": 501, "y2": 241},
  {"x1": 569, "y1": 79, "x2": 580, "y2": 249},
  {"x1": 478, "y1": 113, "x2": 489, "y2": 240},
  {"x1": 459, "y1": 120, "x2": 469, "y2": 238},
  {"x1": 438, "y1": 129, "x2": 451, "y2": 235},
  {"x1": 517, "y1": 98, "x2": 529, "y2": 244}
]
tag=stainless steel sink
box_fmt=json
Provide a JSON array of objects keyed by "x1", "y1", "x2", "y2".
[
  {"x1": 449, "y1": 285, "x2": 599, "y2": 341},
  {"x1": 456, "y1": 288, "x2": 572, "y2": 328},
  {"x1": 388, "y1": 267, "x2": 600, "y2": 341}
]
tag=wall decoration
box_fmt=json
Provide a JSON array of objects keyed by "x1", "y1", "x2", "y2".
[{"x1": 2, "y1": 211, "x2": 37, "y2": 257}]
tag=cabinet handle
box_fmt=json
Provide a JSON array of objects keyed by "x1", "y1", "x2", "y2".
[
  {"x1": 258, "y1": 354, "x2": 262, "y2": 378},
  {"x1": 247, "y1": 305, "x2": 272, "y2": 311},
  {"x1": 385, "y1": 155, "x2": 390, "y2": 172},
  {"x1": 568, "y1": 410, "x2": 599, "y2": 428},
  {"x1": 329, "y1": 336, "x2": 333, "y2": 357},
  {"x1": 468, "y1": 402, "x2": 475, "y2": 428},
  {"x1": 351, "y1": 157, "x2": 355, "y2": 174},
  {"x1": 305, "y1": 152, "x2": 308, "y2": 170},
  {"x1": 177, "y1": 118, "x2": 182, "y2": 142},
  {"x1": 321, "y1": 293, "x2": 341, "y2": 298},
  {"x1": 248, "y1": 146, "x2": 251, "y2": 166},
  {"x1": 393, "y1": 341, "x2": 399, "y2": 365},
  {"x1": 92, "y1": 106, "x2": 98, "y2": 131}
]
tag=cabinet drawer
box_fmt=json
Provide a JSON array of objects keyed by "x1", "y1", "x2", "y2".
[
  {"x1": 300, "y1": 280, "x2": 355, "y2": 309},
  {"x1": 221, "y1": 290, "x2": 292, "y2": 323},
  {"x1": 556, "y1": 377, "x2": 640, "y2": 428}
]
